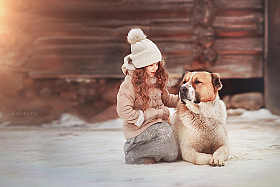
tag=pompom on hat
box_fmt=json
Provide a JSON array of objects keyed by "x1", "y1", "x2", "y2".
[{"x1": 126, "y1": 28, "x2": 162, "y2": 69}]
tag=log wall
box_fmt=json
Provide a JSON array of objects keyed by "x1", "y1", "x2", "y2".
[{"x1": 1, "y1": 0, "x2": 264, "y2": 79}]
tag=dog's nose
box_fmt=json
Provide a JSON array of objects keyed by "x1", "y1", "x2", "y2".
[{"x1": 180, "y1": 86, "x2": 187, "y2": 93}]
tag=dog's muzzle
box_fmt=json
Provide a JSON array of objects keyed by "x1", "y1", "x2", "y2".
[
  {"x1": 179, "y1": 85, "x2": 200, "y2": 104},
  {"x1": 179, "y1": 85, "x2": 189, "y2": 104}
]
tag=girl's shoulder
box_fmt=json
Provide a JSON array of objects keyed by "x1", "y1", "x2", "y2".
[{"x1": 119, "y1": 76, "x2": 134, "y2": 92}]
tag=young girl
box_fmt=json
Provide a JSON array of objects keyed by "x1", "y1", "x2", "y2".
[{"x1": 117, "y1": 28, "x2": 179, "y2": 164}]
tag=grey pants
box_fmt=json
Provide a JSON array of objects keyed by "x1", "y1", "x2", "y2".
[{"x1": 124, "y1": 121, "x2": 179, "y2": 164}]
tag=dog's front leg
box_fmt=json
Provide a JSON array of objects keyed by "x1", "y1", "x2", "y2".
[
  {"x1": 181, "y1": 147, "x2": 212, "y2": 165},
  {"x1": 210, "y1": 145, "x2": 229, "y2": 166}
]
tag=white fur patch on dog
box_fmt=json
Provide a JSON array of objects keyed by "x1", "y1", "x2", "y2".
[{"x1": 180, "y1": 72, "x2": 196, "y2": 104}]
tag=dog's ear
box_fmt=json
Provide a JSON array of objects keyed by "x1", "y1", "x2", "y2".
[
  {"x1": 182, "y1": 71, "x2": 189, "y2": 78},
  {"x1": 211, "y1": 73, "x2": 222, "y2": 90},
  {"x1": 176, "y1": 71, "x2": 189, "y2": 87}
]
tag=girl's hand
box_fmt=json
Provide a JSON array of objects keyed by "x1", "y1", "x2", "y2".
[{"x1": 160, "y1": 106, "x2": 170, "y2": 120}]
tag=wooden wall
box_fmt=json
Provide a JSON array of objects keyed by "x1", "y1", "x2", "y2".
[{"x1": 1, "y1": 0, "x2": 264, "y2": 79}]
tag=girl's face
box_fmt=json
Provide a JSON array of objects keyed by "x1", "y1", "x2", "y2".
[{"x1": 146, "y1": 62, "x2": 159, "y2": 78}]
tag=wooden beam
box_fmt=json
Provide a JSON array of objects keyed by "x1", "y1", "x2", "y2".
[{"x1": 264, "y1": 0, "x2": 280, "y2": 115}]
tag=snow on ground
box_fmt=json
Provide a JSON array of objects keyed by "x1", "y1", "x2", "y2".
[
  {"x1": 42, "y1": 113, "x2": 123, "y2": 131},
  {"x1": 0, "y1": 109, "x2": 280, "y2": 187},
  {"x1": 1, "y1": 108, "x2": 279, "y2": 130},
  {"x1": 227, "y1": 108, "x2": 280, "y2": 125}
]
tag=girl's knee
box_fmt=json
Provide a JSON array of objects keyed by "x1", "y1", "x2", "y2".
[
  {"x1": 163, "y1": 150, "x2": 179, "y2": 162},
  {"x1": 157, "y1": 122, "x2": 175, "y2": 141}
]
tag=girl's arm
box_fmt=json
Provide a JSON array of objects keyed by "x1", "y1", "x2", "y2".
[
  {"x1": 117, "y1": 83, "x2": 162, "y2": 127},
  {"x1": 161, "y1": 89, "x2": 179, "y2": 108},
  {"x1": 117, "y1": 83, "x2": 140, "y2": 125}
]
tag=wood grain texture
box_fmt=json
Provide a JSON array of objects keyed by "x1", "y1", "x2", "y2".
[{"x1": 3, "y1": 0, "x2": 263, "y2": 79}]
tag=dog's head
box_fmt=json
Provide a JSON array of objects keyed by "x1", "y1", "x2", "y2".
[{"x1": 179, "y1": 71, "x2": 222, "y2": 105}]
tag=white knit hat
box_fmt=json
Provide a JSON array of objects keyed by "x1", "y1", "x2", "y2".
[{"x1": 126, "y1": 28, "x2": 162, "y2": 68}]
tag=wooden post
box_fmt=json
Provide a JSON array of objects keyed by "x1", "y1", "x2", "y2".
[
  {"x1": 264, "y1": 0, "x2": 280, "y2": 115},
  {"x1": 189, "y1": 0, "x2": 217, "y2": 70}
]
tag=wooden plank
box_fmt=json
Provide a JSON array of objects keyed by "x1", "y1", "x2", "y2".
[
  {"x1": 157, "y1": 38, "x2": 263, "y2": 55},
  {"x1": 214, "y1": 12, "x2": 263, "y2": 37},
  {"x1": 20, "y1": 13, "x2": 263, "y2": 39},
  {"x1": 27, "y1": 1, "x2": 192, "y2": 20},
  {"x1": 214, "y1": 0, "x2": 264, "y2": 9},
  {"x1": 169, "y1": 54, "x2": 263, "y2": 79},
  {"x1": 29, "y1": 37, "x2": 262, "y2": 56},
  {"x1": 214, "y1": 38, "x2": 263, "y2": 54},
  {"x1": 207, "y1": 54, "x2": 263, "y2": 78},
  {"x1": 26, "y1": 18, "x2": 193, "y2": 39},
  {"x1": 21, "y1": 53, "x2": 262, "y2": 79},
  {"x1": 31, "y1": 43, "x2": 128, "y2": 56},
  {"x1": 23, "y1": 55, "x2": 124, "y2": 78},
  {"x1": 4, "y1": 0, "x2": 263, "y2": 21},
  {"x1": 5, "y1": 0, "x2": 263, "y2": 13},
  {"x1": 5, "y1": 0, "x2": 193, "y2": 11}
]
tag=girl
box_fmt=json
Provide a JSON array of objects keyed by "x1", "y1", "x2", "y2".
[{"x1": 117, "y1": 28, "x2": 179, "y2": 164}]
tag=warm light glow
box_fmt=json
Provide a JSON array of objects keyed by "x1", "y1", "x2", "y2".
[
  {"x1": 0, "y1": 0, "x2": 6, "y2": 13},
  {"x1": 0, "y1": 0, "x2": 5, "y2": 66},
  {"x1": 0, "y1": 0, "x2": 7, "y2": 29}
]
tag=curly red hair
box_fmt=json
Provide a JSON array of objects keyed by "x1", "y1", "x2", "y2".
[{"x1": 132, "y1": 60, "x2": 169, "y2": 110}]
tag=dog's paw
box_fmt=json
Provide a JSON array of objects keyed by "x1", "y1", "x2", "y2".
[
  {"x1": 209, "y1": 157, "x2": 225, "y2": 167},
  {"x1": 194, "y1": 154, "x2": 212, "y2": 165}
]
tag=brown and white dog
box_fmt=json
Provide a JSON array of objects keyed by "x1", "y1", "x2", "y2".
[{"x1": 171, "y1": 71, "x2": 229, "y2": 166}]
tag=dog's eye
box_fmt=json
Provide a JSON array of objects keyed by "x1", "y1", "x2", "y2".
[
  {"x1": 194, "y1": 80, "x2": 202, "y2": 84},
  {"x1": 183, "y1": 81, "x2": 187, "y2": 84}
]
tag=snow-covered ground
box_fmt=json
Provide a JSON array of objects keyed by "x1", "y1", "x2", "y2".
[{"x1": 0, "y1": 109, "x2": 280, "y2": 187}]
